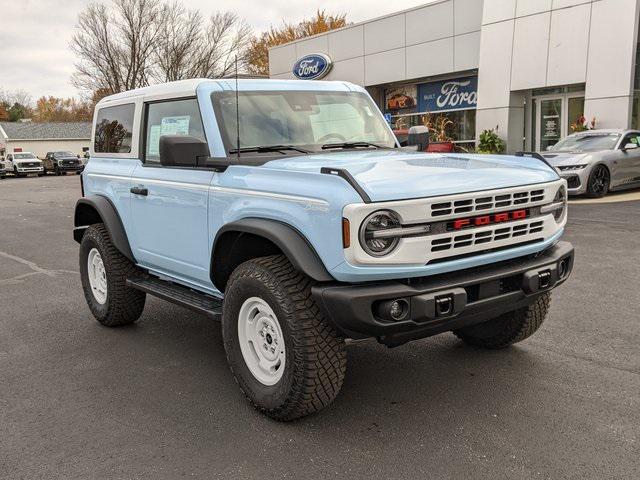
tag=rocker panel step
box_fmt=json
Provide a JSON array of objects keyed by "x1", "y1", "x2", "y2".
[{"x1": 126, "y1": 277, "x2": 222, "y2": 320}]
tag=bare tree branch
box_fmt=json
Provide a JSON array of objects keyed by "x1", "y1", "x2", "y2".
[{"x1": 71, "y1": 0, "x2": 252, "y2": 94}]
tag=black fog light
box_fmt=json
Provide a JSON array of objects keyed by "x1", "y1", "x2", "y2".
[{"x1": 376, "y1": 299, "x2": 410, "y2": 321}]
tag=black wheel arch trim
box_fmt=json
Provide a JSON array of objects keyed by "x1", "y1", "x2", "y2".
[
  {"x1": 211, "y1": 218, "x2": 334, "y2": 289},
  {"x1": 73, "y1": 195, "x2": 135, "y2": 262}
]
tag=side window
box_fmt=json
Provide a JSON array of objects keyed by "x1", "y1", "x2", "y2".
[
  {"x1": 144, "y1": 98, "x2": 206, "y2": 164},
  {"x1": 94, "y1": 104, "x2": 135, "y2": 154}
]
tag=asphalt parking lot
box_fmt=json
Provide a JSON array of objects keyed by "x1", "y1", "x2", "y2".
[{"x1": 1, "y1": 175, "x2": 639, "y2": 479}]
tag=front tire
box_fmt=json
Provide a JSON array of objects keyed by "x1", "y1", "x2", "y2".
[
  {"x1": 454, "y1": 293, "x2": 550, "y2": 349},
  {"x1": 79, "y1": 224, "x2": 146, "y2": 327},
  {"x1": 222, "y1": 255, "x2": 347, "y2": 421},
  {"x1": 586, "y1": 164, "x2": 610, "y2": 198}
]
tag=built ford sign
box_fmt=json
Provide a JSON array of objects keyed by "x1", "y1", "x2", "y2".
[
  {"x1": 292, "y1": 54, "x2": 333, "y2": 80},
  {"x1": 418, "y1": 76, "x2": 478, "y2": 113}
]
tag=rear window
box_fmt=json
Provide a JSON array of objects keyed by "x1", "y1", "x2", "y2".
[{"x1": 94, "y1": 104, "x2": 135, "y2": 154}]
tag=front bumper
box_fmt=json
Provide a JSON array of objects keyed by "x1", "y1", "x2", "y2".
[
  {"x1": 312, "y1": 241, "x2": 574, "y2": 346},
  {"x1": 559, "y1": 170, "x2": 589, "y2": 195},
  {"x1": 16, "y1": 167, "x2": 44, "y2": 173},
  {"x1": 57, "y1": 163, "x2": 83, "y2": 172}
]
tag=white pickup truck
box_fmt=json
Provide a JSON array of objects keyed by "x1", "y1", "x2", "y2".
[{"x1": 3, "y1": 152, "x2": 45, "y2": 177}]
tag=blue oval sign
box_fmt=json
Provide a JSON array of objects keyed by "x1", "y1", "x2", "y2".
[{"x1": 292, "y1": 54, "x2": 333, "y2": 80}]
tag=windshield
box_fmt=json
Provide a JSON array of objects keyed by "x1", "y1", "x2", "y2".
[
  {"x1": 212, "y1": 91, "x2": 397, "y2": 153},
  {"x1": 550, "y1": 133, "x2": 620, "y2": 152},
  {"x1": 14, "y1": 153, "x2": 37, "y2": 159},
  {"x1": 55, "y1": 151, "x2": 75, "y2": 156}
]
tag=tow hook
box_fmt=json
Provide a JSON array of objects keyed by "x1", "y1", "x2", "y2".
[
  {"x1": 435, "y1": 295, "x2": 454, "y2": 317},
  {"x1": 411, "y1": 288, "x2": 467, "y2": 321}
]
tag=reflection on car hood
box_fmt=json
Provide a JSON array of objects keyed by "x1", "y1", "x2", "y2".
[
  {"x1": 542, "y1": 152, "x2": 592, "y2": 166},
  {"x1": 263, "y1": 150, "x2": 560, "y2": 202}
]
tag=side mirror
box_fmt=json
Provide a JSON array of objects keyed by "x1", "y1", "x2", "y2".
[
  {"x1": 407, "y1": 125, "x2": 430, "y2": 151},
  {"x1": 159, "y1": 135, "x2": 209, "y2": 167},
  {"x1": 623, "y1": 143, "x2": 638, "y2": 151}
]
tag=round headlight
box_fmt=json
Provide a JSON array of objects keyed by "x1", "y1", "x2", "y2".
[{"x1": 359, "y1": 210, "x2": 402, "y2": 257}]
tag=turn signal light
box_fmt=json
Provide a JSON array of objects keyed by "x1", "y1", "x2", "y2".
[{"x1": 342, "y1": 218, "x2": 350, "y2": 248}]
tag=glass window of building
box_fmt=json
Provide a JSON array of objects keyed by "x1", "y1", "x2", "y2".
[{"x1": 383, "y1": 76, "x2": 478, "y2": 151}]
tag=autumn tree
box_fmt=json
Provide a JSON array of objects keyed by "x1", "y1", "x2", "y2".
[
  {"x1": 0, "y1": 89, "x2": 33, "y2": 122},
  {"x1": 71, "y1": 0, "x2": 251, "y2": 94},
  {"x1": 246, "y1": 10, "x2": 347, "y2": 76},
  {"x1": 33, "y1": 96, "x2": 93, "y2": 122}
]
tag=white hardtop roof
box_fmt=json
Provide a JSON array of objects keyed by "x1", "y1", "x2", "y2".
[{"x1": 98, "y1": 78, "x2": 363, "y2": 106}]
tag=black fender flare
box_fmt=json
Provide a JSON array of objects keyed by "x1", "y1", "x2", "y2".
[
  {"x1": 73, "y1": 195, "x2": 135, "y2": 262},
  {"x1": 211, "y1": 218, "x2": 334, "y2": 290}
]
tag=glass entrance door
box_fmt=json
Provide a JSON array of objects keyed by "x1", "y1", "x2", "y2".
[
  {"x1": 533, "y1": 93, "x2": 585, "y2": 152},
  {"x1": 537, "y1": 98, "x2": 562, "y2": 151}
]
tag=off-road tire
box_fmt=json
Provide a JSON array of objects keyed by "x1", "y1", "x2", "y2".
[
  {"x1": 79, "y1": 224, "x2": 145, "y2": 327},
  {"x1": 222, "y1": 255, "x2": 347, "y2": 421},
  {"x1": 454, "y1": 292, "x2": 550, "y2": 349}
]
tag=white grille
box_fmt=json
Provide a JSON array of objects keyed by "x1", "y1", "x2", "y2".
[
  {"x1": 430, "y1": 189, "x2": 545, "y2": 217},
  {"x1": 430, "y1": 220, "x2": 545, "y2": 252}
]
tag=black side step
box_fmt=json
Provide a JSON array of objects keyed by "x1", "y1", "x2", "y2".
[{"x1": 126, "y1": 277, "x2": 222, "y2": 320}]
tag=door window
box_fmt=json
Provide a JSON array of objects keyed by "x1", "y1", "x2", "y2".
[
  {"x1": 620, "y1": 133, "x2": 640, "y2": 149},
  {"x1": 144, "y1": 98, "x2": 206, "y2": 164},
  {"x1": 94, "y1": 104, "x2": 135, "y2": 153}
]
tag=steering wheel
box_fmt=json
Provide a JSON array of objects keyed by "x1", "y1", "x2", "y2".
[{"x1": 317, "y1": 133, "x2": 346, "y2": 144}]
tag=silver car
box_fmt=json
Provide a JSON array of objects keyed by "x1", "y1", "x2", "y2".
[{"x1": 541, "y1": 129, "x2": 640, "y2": 197}]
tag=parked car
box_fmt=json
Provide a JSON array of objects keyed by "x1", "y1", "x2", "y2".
[
  {"x1": 0, "y1": 158, "x2": 6, "y2": 179},
  {"x1": 5, "y1": 152, "x2": 44, "y2": 177},
  {"x1": 43, "y1": 151, "x2": 84, "y2": 175},
  {"x1": 74, "y1": 79, "x2": 574, "y2": 421},
  {"x1": 541, "y1": 129, "x2": 640, "y2": 197}
]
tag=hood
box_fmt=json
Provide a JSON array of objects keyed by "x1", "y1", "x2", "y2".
[
  {"x1": 541, "y1": 152, "x2": 591, "y2": 167},
  {"x1": 262, "y1": 150, "x2": 560, "y2": 202},
  {"x1": 55, "y1": 156, "x2": 78, "y2": 161}
]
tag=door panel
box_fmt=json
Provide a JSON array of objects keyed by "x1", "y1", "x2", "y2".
[
  {"x1": 618, "y1": 133, "x2": 640, "y2": 187},
  {"x1": 130, "y1": 165, "x2": 214, "y2": 288}
]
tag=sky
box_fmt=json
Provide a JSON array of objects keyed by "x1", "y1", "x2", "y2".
[{"x1": 0, "y1": 0, "x2": 432, "y2": 102}]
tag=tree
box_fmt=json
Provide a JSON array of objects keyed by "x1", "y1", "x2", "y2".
[
  {"x1": 0, "y1": 89, "x2": 33, "y2": 121},
  {"x1": 71, "y1": 0, "x2": 252, "y2": 94},
  {"x1": 246, "y1": 10, "x2": 347, "y2": 76},
  {"x1": 33, "y1": 96, "x2": 93, "y2": 122}
]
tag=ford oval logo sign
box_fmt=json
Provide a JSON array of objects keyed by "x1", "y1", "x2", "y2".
[{"x1": 292, "y1": 54, "x2": 332, "y2": 80}]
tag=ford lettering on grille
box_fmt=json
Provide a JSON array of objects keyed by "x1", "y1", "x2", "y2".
[{"x1": 448, "y1": 209, "x2": 529, "y2": 231}]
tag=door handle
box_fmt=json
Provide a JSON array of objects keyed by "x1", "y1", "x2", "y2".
[{"x1": 130, "y1": 186, "x2": 148, "y2": 196}]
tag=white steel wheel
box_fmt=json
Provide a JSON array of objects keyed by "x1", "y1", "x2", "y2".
[
  {"x1": 87, "y1": 248, "x2": 107, "y2": 305},
  {"x1": 237, "y1": 297, "x2": 286, "y2": 386}
]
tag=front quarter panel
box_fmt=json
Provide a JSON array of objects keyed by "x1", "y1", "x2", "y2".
[{"x1": 208, "y1": 165, "x2": 362, "y2": 279}]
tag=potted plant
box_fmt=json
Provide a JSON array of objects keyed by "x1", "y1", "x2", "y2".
[
  {"x1": 570, "y1": 115, "x2": 596, "y2": 133},
  {"x1": 477, "y1": 127, "x2": 506, "y2": 154},
  {"x1": 422, "y1": 114, "x2": 455, "y2": 152}
]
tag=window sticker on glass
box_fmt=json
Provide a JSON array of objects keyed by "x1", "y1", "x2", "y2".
[
  {"x1": 148, "y1": 125, "x2": 161, "y2": 156},
  {"x1": 161, "y1": 116, "x2": 190, "y2": 136}
]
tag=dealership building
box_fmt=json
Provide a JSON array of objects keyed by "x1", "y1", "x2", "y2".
[{"x1": 269, "y1": 0, "x2": 640, "y2": 152}]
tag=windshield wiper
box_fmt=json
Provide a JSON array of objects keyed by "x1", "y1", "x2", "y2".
[
  {"x1": 321, "y1": 141, "x2": 386, "y2": 150},
  {"x1": 229, "y1": 145, "x2": 311, "y2": 154}
]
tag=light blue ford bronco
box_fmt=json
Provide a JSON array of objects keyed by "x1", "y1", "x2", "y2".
[{"x1": 74, "y1": 79, "x2": 574, "y2": 420}]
